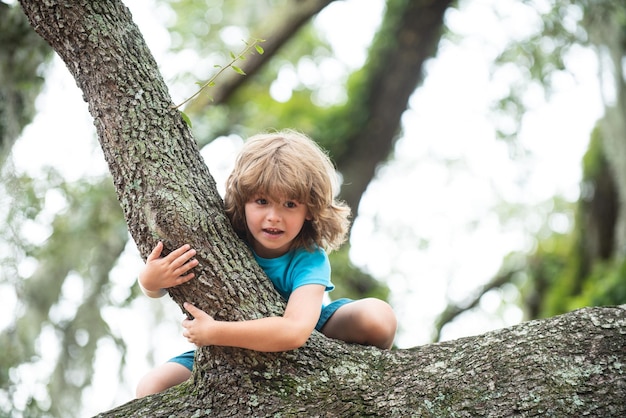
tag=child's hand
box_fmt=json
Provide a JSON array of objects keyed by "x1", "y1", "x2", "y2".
[
  {"x1": 182, "y1": 302, "x2": 215, "y2": 347},
  {"x1": 138, "y1": 241, "x2": 198, "y2": 294}
]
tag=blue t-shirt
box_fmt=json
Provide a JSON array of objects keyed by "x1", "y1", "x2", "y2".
[
  {"x1": 166, "y1": 247, "x2": 346, "y2": 369},
  {"x1": 253, "y1": 246, "x2": 334, "y2": 301}
]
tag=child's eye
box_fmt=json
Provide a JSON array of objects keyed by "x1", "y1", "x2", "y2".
[
  {"x1": 284, "y1": 201, "x2": 298, "y2": 209},
  {"x1": 255, "y1": 198, "x2": 268, "y2": 205}
]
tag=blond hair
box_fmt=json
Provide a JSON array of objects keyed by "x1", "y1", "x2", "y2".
[{"x1": 224, "y1": 130, "x2": 351, "y2": 252}]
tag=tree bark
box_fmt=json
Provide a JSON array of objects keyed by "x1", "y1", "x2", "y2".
[{"x1": 19, "y1": 0, "x2": 626, "y2": 416}]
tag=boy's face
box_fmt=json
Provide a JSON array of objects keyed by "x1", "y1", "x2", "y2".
[{"x1": 244, "y1": 194, "x2": 310, "y2": 259}]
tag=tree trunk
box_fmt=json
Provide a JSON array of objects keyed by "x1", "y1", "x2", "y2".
[{"x1": 19, "y1": 1, "x2": 626, "y2": 416}]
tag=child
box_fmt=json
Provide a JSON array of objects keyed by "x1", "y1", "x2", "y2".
[{"x1": 136, "y1": 130, "x2": 397, "y2": 397}]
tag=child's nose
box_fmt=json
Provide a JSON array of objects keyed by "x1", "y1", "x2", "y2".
[{"x1": 266, "y1": 205, "x2": 280, "y2": 221}]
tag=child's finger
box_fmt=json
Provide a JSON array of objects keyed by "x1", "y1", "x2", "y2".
[
  {"x1": 176, "y1": 248, "x2": 197, "y2": 268},
  {"x1": 178, "y1": 272, "x2": 195, "y2": 283},
  {"x1": 184, "y1": 302, "x2": 201, "y2": 317},
  {"x1": 146, "y1": 241, "x2": 163, "y2": 261},
  {"x1": 176, "y1": 257, "x2": 198, "y2": 276},
  {"x1": 166, "y1": 244, "x2": 192, "y2": 261}
]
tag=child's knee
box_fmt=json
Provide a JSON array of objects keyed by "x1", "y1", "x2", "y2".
[
  {"x1": 322, "y1": 298, "x2": 397, "y2": 349},
  {"x1": 365, "y1": 299, "x2": 397, "y2": 348},
  {"x1": 350, "y1": 298, "x2": 396, "y2": 349}
]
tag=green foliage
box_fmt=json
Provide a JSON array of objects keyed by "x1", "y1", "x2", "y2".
[
  {"x1": 581, "y1": 126, "x2": 606, "y2": 181},
  {"x1": 572, "y1": 258, "x2": 626, "y2": 308},
  {"x1": 525, "y1": 232, "x2": 580, "y2": 318}
]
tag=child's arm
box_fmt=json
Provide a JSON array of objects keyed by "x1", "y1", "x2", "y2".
[
  {"x1": 138, "y1": 241, "x2": 198, "y2": 298},
  {"x1": 182, "y1": 284, "x2": 326, "y2": 351}
]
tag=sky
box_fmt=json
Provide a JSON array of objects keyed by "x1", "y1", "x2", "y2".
[{"x1": 3, "y1": 0, "x2": 605, "y2": 415}]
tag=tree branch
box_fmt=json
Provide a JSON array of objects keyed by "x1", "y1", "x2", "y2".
[{"x1": 98, "y1": 305, "x2": 626, "y2": 416}]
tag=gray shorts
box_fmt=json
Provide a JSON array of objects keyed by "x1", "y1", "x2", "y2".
[{"x1": 168, "y1": 298, "x2": 353, "y2": 371}]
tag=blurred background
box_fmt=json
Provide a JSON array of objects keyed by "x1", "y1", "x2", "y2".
[{"x1": 1, "y1": 0, "x2": 624, "y2": 416}]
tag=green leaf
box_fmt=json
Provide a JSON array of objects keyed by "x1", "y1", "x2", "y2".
[
  {"x1": 180, "y1": 111, "x2": 192, "y2": 128},
  {"x1": 255, "y1": 45, "x2": 264, "y2": 54},
  {"x1": 232, "y1": 66, "x2": 246, "y2": 75}
]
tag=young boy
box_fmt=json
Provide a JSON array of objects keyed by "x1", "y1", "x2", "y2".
[{"x1": 136, "y1": 130, "x2": 397, "y2": 397}]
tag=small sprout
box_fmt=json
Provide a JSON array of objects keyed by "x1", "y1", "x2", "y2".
[{"x1": 172, "y1": 38, "x2": 266, "y2": 110}]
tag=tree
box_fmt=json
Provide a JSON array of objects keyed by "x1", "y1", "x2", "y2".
[{"x1": 17, "y1": 0, "x2": 626, "y2": 416}]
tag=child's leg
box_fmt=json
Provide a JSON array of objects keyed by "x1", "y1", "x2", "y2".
[
  {"x1": 320, "y1": 298, "x2": 397, "y2": 349},
  {"x1": 135, "y1": 361, "x2": 191, "y2": 398}
]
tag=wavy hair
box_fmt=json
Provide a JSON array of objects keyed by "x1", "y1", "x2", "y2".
[{"x1": 224, "y1": 130, "x2": 351, "y2": 252}]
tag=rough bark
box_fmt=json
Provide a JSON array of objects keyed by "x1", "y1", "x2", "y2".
[{"x1": 18, "y1": 0, "x2": 626, "y2": 416}]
